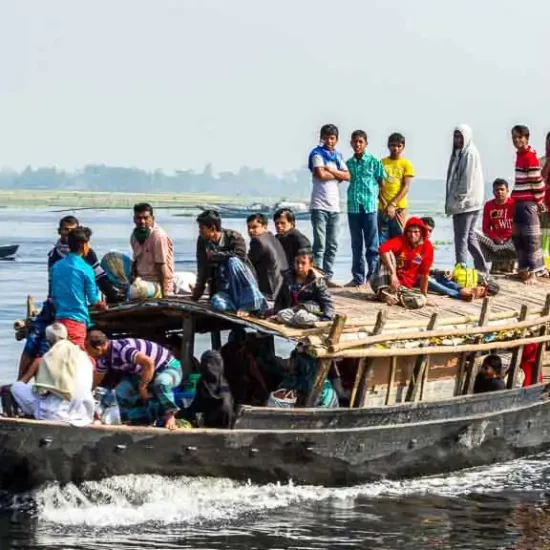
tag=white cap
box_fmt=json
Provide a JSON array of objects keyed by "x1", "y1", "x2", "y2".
[{"x1": 45, "y1": 323, "x2": 68, "y2": 345}]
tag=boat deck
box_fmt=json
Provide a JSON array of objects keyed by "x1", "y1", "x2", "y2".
[{"x1": 91, "y1": 275, "x2": 550, "y2": 351}]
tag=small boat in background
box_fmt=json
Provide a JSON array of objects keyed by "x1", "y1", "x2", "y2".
[{"x1": 0, "y1": 244, "x2": 19, "y2": 259}]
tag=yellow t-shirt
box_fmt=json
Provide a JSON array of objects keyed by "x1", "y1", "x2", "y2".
[{"x1": 379, "y1": 157, "x2": 415, "y2": 210}]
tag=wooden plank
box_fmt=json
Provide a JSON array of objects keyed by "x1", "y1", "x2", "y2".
[
  {"x1": 463, "y1": 298, "x2": 492, "y2": 395},
  {"x1": 304, "y1": 358, "x2": 333, "y2": 408},
  {"x1": 454, "y1": 353, "x2": 468, "y2": 396},
  {"x1": 349, "y1": 358, "x2": 366, "y2": 409},
  {"x1": 419, "y1": 355, "x2": 430, "y2": 401},
  {"x1": 405, "y1": 313, "x2": 438, "y2": 402},
  {"x1": 180, "y1": 315, "x2": 195, "y2": 374},
  {"x1": 385, "y1": 356, "x2": 397, "y2": 406},
  {"x1": 356, "y1": 311, "x2": 387, "y2": 408},
  {"x1": 210, "y1": 330, "x2": 222, "y2": 350},
  {"x1": 326, "y1": 314, "x2": 347, "y2": 349},
  {"x1": 533, "y1": 294, "x2": 550, "y2": 384},
  {"x1": 506, "y1": 304, "x2": 528, "y2": 389}
]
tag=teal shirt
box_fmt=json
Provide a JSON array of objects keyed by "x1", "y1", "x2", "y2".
[
  {"x1": 50, "y1": 253, "x2": 100, "y2": 325},
  {"x1": 346, "y1": 153, "x2": 386, "y2": 214}
]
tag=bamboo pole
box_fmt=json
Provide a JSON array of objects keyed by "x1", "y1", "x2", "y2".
[
  {"x1": 405, "y1": 313, "x2": 438, "y2": 402},
  {"x1": 311, "y1": 333, "x2": 550, "y2": 359},
  {"x1": 305, "y1": 358, "x2": 333, "y2": 408},
  {"x1": 353, "y1": 311, "x2": 387, "y2": 408},
  {"x1": 454, "y1": 353, "x2": 468, "y2": 396},
  {"x1": 420, "y1": 355, "x2": 430, "y2": 401},
  {"x1": 326, "y1": 314, "x2": 347, "y2": 347},
  {"x1": 506, "y1": 304, "x2": 529, "y2": 389},
  {"x1": 349, "y1": 357, "x2": 366, "y2": 408},
  {"x1": 532, "y1": 294, "x2": 550, "y2": 384},
  {"x1": 385, "y1": 356, "x2": 397, "y2": 406},
  {"x1": 462, "y1": 298, "x2": 492, "y2": 395},
  {"x1": 328, "y1": 311, "x2": 550, "y2": 353},
  {"x1": 181, "y1": 315, "x2": 195, "y2": 374}
]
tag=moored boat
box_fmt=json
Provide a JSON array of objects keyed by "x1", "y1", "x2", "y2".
[
  {"x1": 0, "y1": 244, "x2": 19, "y2": 259},
  {"x1": 3, "y1": 277, "x2": 550, "y2": 492}
]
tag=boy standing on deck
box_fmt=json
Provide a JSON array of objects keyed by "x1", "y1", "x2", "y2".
[
  {"x1": 345, "y1": 130, "x2": 386, "y2": 288},
  {"x1": 308, "y1": 124, "x2": 350, "y2": 286},
  {"x1": 379, "y1": 133, "x2": 415, "y2": 244},
  {"x1": 510, "y1": 125, "x2": 547, "y2": 284},
  {"x1": 50, "y1": 227, "x2": 105, "y2": 348}
]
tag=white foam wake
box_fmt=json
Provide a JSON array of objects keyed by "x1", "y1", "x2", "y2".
[{"x1": 26, "y1": 453, "x2": 550, "y2": 528}]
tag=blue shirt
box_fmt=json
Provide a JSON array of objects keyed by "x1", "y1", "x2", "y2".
[
  {"x1": 50, "y1": 253, "x2": 100, "y2": 325},
  {"x1": 346, "y1": 153, "x2": 386, "y2": 214}
]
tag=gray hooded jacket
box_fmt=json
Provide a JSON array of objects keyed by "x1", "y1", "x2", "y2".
[{"x1": 445, "y1": 124, "x2": 485, "y2": 216}]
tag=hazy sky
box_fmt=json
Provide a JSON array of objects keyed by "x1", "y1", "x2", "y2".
[{"x1": 0, "y1": 0, "x2": 548, "y2": 180}]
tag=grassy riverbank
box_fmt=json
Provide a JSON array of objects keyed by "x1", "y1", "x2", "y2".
[{"x1": 0, "y1": 189, "x2": 271, "y2": 209}]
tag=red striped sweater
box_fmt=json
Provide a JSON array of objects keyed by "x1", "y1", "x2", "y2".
[{"x1": 511, "y1": 145, "x2": 544, "y2": 203}]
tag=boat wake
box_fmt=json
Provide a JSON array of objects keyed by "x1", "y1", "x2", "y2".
[{"x1": 3, "y1": 453, "x2": 549, "y2": 529}]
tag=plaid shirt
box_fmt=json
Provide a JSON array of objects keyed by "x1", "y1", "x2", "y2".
[{"x1": 346, "y1": 153, "x2": 386, "y2": 214}]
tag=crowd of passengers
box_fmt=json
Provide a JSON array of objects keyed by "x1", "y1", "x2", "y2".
[{"x1": 6, "y1": 122, "x2": 550, "y2": 430}]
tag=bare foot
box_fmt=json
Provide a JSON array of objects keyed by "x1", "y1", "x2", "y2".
[
  {"x1": 380, "y1": 290, "x2": 398, "y2": 306},
  {"x1": 524, "y1": 273, "x2": 538, "y2": 286},
  {"x1": 236, "y1": 310, "x2": 251, "y2": 318}
]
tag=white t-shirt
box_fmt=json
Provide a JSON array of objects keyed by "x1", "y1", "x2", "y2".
[{"x1": 310, "y1": 153, "x2": 347, "y2": 213}]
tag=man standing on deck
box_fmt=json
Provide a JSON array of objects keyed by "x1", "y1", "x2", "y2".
[
  {"x1": 130, "y1": 203, "x2": 175, "y2": 298},
  {"x1": 50, "y1": 227, "x2": 106, "y2": 348}
]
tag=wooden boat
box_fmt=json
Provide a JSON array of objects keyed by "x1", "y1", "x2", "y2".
[
  {"x1": 0, "y1": 244, "x2": 18, "y2": 259},
  {"x1": 3, "y1": 278, "x2": 550, "y2": 492}
]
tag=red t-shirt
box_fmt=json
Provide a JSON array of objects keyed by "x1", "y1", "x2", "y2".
[
  {"x1": 379, "y1": 235, "x2": 434, "y2": 289},
  {"x1": 482, "y1": 198, "x2": 515, "y2": 242}
]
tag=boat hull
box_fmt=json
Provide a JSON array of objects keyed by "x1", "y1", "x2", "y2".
[
  {"x1": 0, "y1": 245, "x2": 18, "y2": 259},
  {"x1": 0, "y1": 385, "x2": 548, "y2": 492}
]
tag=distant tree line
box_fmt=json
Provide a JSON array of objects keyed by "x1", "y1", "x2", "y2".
[{"x1": 0, "y1": 164, "x2": 313, "y2": 199}]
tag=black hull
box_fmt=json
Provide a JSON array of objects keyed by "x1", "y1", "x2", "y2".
[
  {"x1": 1, "y1": 385, "x2": 549, "y2": 492},
  {"x1": 0, "y1": 245, "x2": 18, "y2": 259}
]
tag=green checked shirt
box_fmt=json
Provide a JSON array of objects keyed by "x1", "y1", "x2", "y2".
[{"x1": 346, "y1": 153, "x2": 386, "y2": 214}]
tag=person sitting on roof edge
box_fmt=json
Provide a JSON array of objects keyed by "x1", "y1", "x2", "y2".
[
  {"x1": 49, "y1": 215, "x2": 124, "y2": 304},
  {"x1": 421, "y1": 217, "x2": 487, "y2": 301},
  {"x1": 50, "y1": 227, "x2": 106, "y2": 348},
  {"x1": 85, "y1": 330, "x2": 182, "y2": 430},
  {"x1": 474, "y1": 178, "x2": 517, "y2": 273},
  {"x1": 273, "y1": 208, "x2": 312, "y2": 268},
  {"x1": 247, "y1": 213, "x2": 288, "y2": 305},
  {"x1": 130, "y1": 203, "x2": 175, "y2": 298},
  {"x1": 191, "y1": 210, "x2": 268, "y2": 314},
  {"x1": 274, "y1": 248, "x2": 335, "y2": 327},
  {"x1": 369, "y1": 217, "x2": 433, "y2": 308}
]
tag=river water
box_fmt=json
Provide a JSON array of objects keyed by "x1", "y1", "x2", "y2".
[{"x1": 1, "y1": 192, "x2": 549, "y2": 549}]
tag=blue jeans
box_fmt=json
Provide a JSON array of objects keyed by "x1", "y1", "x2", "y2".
[
  {"x1": 311, "y1": 210, "x2": 340, "y2": 279},
  {"x1": 427, "y1": 273, "x2": 463, "y2": 300},
  {"x1": 378, "y1": 212, "x2": 403, "y2": 245},
  {"x1": 348, "y1": 210, "x2": 379, "y2": 284}
]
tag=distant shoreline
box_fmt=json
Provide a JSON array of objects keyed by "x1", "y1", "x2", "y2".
[{"x1": 0, "y1": 189, "x2": 276, "y2": 209}]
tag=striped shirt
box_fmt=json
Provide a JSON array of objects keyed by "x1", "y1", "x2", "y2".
[
  {"x1": 511, "y1": 145, "x2": 544, "y2": 204},
  {"x1": 96, "y1": 338, "x2": 174, "y2": 375}
]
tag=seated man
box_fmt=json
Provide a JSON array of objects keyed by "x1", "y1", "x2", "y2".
[
  {"x1": 273, "y1": 208, "x2": 312, "y2": 268},
  {"x1": 191, "y1": 210, "x2": 267, "y2": 314},
  {"x1": 85, "y1": 330, "x2": 182, "y2": 430},
  {"x1": 275, "y1": 249, "x2": 334, "y2": 327},
  {"x1": 11, "y1": 323, "x2": 95, "y2": 426},
  {"x1": 50, "y1": 227, "x2": 105, "y2": 348},
  {"x1": 49, "y1": 215, "x2": 123, "y2": 304},
  {"x1": 473, "y1": 354, "x2": 506, "y2": 394},
  {"x1": 130, "y1": 203, "x2": 175, "y2": 298},
  {"x1": 247, "y1": 213, "x2": 288, "y2": 303},
  {"x1": 475, "y1": 178, "x2": 516, "y2": 272},
  {"x1": 421, "y1": 217, "x2": 485, "y2": 301},
  {"x1": 369, "y1": 217, "x2": 433, "y2": 308}
]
